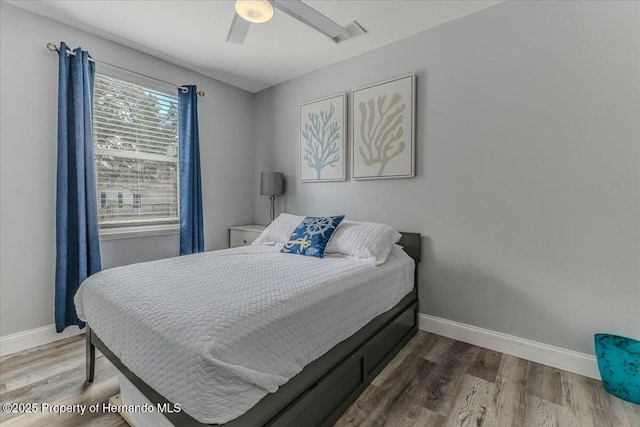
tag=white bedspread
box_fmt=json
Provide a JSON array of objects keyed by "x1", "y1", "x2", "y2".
[{"x1": 74, "y1": 245, "x2": 414, "y2": 424}]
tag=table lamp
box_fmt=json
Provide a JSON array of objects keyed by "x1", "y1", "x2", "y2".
[{"x1": 260, "y1": 172, "x2": 284, "y2": 225}]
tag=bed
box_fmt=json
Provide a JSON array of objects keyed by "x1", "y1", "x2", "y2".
[{"x1": 78, "y1": 231, "x2": 421, "y2": 427}]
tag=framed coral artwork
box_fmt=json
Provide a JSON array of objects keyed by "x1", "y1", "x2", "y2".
[
  {"x1": 352, "y1": 74, "x2": 415, "y2": 179},
  {"x1": 300, "y1": 93, "x2": 347, "y2": 182}
]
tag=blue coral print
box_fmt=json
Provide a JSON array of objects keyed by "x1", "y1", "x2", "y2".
[{"x1": 302, "y1": 102, "x2": 341, "y2": 180}]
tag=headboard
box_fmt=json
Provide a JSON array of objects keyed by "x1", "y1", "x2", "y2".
[{"x1": 398, "y1": 232, "x2": 421, "y2": 264}]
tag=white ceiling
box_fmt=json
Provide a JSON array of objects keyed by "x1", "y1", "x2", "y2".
[{"x1": 9, "y1": 0, "x2": 504, "y2": 92}]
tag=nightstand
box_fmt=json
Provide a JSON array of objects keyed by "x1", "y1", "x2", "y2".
[{"x1": 228, "y1": 225, "x2": 265, "y2": 248}]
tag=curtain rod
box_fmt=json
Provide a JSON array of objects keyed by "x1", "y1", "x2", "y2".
[{"x1": 46, "y1": 42, "x2": 205, "y2": 97}]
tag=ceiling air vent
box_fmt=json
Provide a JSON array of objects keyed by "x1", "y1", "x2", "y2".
[{"x1": 333, "y1": 21, "x2": 367, "y2": 44}]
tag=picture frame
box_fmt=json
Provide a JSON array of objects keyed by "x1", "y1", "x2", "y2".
[
  {"x1": 299, "y1": 93, "x2": 347, "y2": 182},
  {"x1": 351, "y1": 74, "x2": 415, "y2": 180}
]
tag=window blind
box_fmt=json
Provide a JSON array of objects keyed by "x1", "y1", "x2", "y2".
[{"x1": 93, "y1": 74, "x2": 179, "y2": 227}]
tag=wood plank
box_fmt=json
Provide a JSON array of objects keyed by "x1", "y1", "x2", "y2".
[
  {"x1": 0, "y1": 336, "x2": 119, "y2": 426},
  {"x1": 467, "y1": 348, "x2": 503, "y2": 383},
  {"x1": 561, "y1": 370, "x2": 636, "y2": 427},
  {"x1": 442, "y1": 374, "x2": 497, "y2": 427},
  {"x1": 372, "y1": 331, "x2": 430, "y2": 387},
  {"x1": 374, "y1": 358, "x2": 438, "y2": 425},
  {"x1": 333, "y1": 384, "x2": 381, "y2": 427},
  {"x1": 337, "y1": 382, "x2": 446, "y2": 427},
  {"x1": 621, "y1": 398, "x2": 640, "y2": 426},
  {"x1": 383, "y1": 403, "x2": 444, "y2": 427},
  {"x1": 411, "y1": 341, "x2": 481, "y2": 416},
  {"x1": 521, "y1": 394, "x2": 579, "y2": 427},
  {"x1": 0, "y1": 335, "x2": 85, "y2": 376},
  {"x1": 3, "y1": 347, "x2": 88, "y2": 392},
  {"x1": 525, "y1": 361, "x2": 564, "y2": 405},
  {"x1": 338, "y1": 354, "x2": 438, "y2": 426},
  {"x1": 0, "y1": 354, "x2": 116, "y2": 409},
  {"x1": 419, "y1": 333, "x2": 456, "y2": 364},
  {"x1": 0, "y1": 375, "x2": 121, "y2": 426},
  {"x1": 493, "y1": 354, "x2": 528, "y2": 427}
]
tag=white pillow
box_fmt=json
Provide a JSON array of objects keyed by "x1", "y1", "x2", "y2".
[
  {"x1": 252, "y1": 213, "x2": 304, "y2": 245},
  {"x1": 326, "y1": 220, "x2": 402, "y2": 265}
]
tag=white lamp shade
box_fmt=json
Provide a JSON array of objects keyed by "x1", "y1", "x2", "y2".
[{"x1": 235, "y1": 0, "x2": 274, "y2": 24}]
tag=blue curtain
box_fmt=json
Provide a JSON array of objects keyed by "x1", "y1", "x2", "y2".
[
  {"x1": 178, "y1": 86, "x2": 204, "y2": 255},
  {"x1": 55, "y1": 42, "x2": 102, "y2": 332}
]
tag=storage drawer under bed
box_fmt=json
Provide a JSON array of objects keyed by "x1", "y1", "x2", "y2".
[
  {"x1": 270, "y1": 300, "x2": 418, "y2": 427},
  {"x1": 364, "y1": 304, "x2": 416, "y2": 377}
]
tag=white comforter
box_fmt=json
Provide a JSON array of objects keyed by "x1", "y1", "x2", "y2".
[{"x1": 74, "y1": 245, "x2": 414, "y2": 424}]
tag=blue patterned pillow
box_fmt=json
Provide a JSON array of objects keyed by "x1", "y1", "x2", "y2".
[{"x1": 281, "y1": 215, "x2": 345, "y2": 258}]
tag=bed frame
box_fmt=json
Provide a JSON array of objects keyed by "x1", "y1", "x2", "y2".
[{"x1": 86, "y1": 232, "x2": 421, "y2": 427}]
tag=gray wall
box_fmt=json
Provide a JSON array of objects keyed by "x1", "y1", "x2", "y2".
[
  {"x1": 0, "y1": 2, "x2": 256, "y2": 336},
  {"x1": 253, "y1": 0, "x2": 640, "y2": 354}
]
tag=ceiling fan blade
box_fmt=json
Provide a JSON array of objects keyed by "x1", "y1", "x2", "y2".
[
  {"x1": 226, "y1": 13, "x2": 251, "y2": 44},
  {"x1": 274, "y1": 0, "x2": 349, "y2": 42}
]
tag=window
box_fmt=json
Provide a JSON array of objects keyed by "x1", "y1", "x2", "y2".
[
  {"x1": 93, "y1": 74, "x2": 179, "y2": 227},
  {"x1": 133, "y1": 191, "x2": 141, "y2": 209}
]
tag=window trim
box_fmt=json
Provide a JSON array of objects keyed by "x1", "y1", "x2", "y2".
[{"x1": 99, "y1": 223, "x2": 180, "y2": 240}]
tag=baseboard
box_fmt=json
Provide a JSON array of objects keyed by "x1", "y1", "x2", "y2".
[
  {"x1": 0, "y1": 324, "x2": 83, "y2": 357},
  {"x1": 418, "y1": 313, "x2": 599, "y2": 380}
]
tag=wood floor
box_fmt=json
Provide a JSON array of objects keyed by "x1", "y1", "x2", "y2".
[{"x1": 1, "y1": 331, "x2": 638, "y2": 427}]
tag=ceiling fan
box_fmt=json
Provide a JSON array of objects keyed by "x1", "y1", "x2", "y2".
[{"x1": 227, "y1": 0, "x2": 366, "y2": 44}]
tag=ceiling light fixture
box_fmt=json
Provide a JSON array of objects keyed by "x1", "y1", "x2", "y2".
[{"x1": 235, "y1": 0, "x2": 274, "y2": 24}]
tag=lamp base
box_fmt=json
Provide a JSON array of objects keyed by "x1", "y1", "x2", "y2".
[{"x1": 265, "y1": 195, "x2": 276, "y2": 226}]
